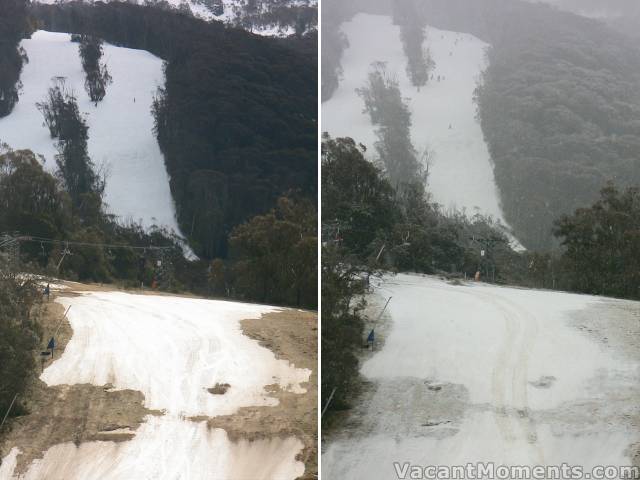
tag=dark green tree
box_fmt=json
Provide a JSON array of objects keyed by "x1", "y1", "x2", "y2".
[
  {"x1": 321, "y1": 135, "x2": 398, "y2": 258},
  {"x1": 393, "y1": 0, "x2": 435, "y2": 89},
  {"x1": 77, "y1": 35, "x2": 113, "y2": 105},
  {"x1": 357, "y1": 62, "x2": 425, "y2": 195},
  {"x1": 0, "y1": 148, "x2": 73, "y2": 254},
  {"x1": 37, "y1": 79, "x2": 105, "y2": 220},
  {"x1": 0, "y1": 0, "x2": 29, "y2": 118},
  {"x1": 0, "y1": 271, "x2": 41, "y2": 421},
  {"x1": 555, "y1": 183, "x2": 640, "y2": 298},
  {"x1": 229, "y1": 195, "x2": 317, "y2": 308}
]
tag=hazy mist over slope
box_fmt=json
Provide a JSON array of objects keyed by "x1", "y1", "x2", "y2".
[
  {"x1": 323, "y1": 0, "x2": 640, "y2": 250},
  {"x1": 526, "y1": 0, "x2": 636, "y2": 18},
  {"x1": 524, "y1": 0, "x2": 640, "y2": 38}
]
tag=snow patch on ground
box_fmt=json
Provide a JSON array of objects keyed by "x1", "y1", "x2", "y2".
[
  {"x1": 323, "y1": 274, "x2": 640, "y2": 478},
  {"x1": 0, "y1": 449, "x2": 19, "y2": 479},
  {"x1": 0, "y1": 417, "x2": 305, "y2": 480},
  {"x1": 1, "y1": 292, "x2": 309, "y2": 479},
  {"x1": 322, "y1": 14, "x2": 507, "y2": 225},
  {"x1": 0, "y1": 31, "x2": 182, "y2": 237},
  {"x1": 41, "y1": 292, "x2": 311, "y2": 416},
  {"x1": 15, "y1": 274, "x2": 68, "y2": 291}
]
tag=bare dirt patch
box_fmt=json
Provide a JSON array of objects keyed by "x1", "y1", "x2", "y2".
[
  {"x1": 1, "y1": 382, "x2": 158, "y2": 475},
  {"x1": 568, "y1": 299, "x2": 640, "y2": 468},
  {"x1": 208, "y1": 383, "x2": 231, "y2": 395},
  {"x1": 204, "y1": 309, "x2": 318, "y2": 480}
]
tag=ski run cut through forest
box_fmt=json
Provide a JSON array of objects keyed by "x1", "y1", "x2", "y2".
[
  {"x1": 323, "y1": 13, "x2": 508, "y2": 230},
  {"x1": 0, "y1": 31, "x2": 182, "y2": 238}
]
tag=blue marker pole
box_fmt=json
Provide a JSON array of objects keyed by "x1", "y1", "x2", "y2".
[
  {"x1": 367, "y1": 329, "x2": 375, "y2": 349},
  {"x1": 47, "y1": 337, "x2": 55, "y2": 358},
  {"x1": 367, "y1": 296, "x2": 392, "y2": 351}
]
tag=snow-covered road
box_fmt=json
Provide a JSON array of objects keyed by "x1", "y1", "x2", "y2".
[
  {"x1": 323, "y1": 274, "x2": 640, "y2": 479},
  {"x1": 0, "y1": 291, "x2": 310, "y2": 479}
]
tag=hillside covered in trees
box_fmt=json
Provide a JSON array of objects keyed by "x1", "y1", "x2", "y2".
[
  {"x1": 36, "y1": 0, "x2": 317, "y2": 37},
  {"x1": 31, "y1": 1, "x2": 317, "y2": 260},
  {"x1": 0, "y1": 270, "x2": 41, "y2": 426},
  {"x1": 471, "y1": 0, "x2": 640, "y2": 250},
  {"x1": 0, "y1": 0, "x2": 30, "y2": 118},
  {"x1": 0, "y1": 0, "x2": 317, "y2": 309},
  {"x1": 323, "y1": 0, "x2": 640, "y2": 251}
]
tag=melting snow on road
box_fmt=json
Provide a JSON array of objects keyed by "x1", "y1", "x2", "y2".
[
  {"x1": 323, "y1": 274, "x2": 640, "y2": 479},
  {"x1": 323, "y1": 14, "x2": 506, "y2": 223},
  {"x1": 0, "y1": 292, "x2": 310, "y2": 479},
  {"x1": 0, "y1": 31, "x2": 181, "y2": 236}
]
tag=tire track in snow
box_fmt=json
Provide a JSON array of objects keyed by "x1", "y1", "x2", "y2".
[
  {"x1": 422, "y1": 283, "x2": 540, "y2": 457},
  {"x1": 324, "y1": 274, "x2": 639, "y2": 478},
  {"x1": 470, "y1": 288, "x2": 544, "y2": 463}
]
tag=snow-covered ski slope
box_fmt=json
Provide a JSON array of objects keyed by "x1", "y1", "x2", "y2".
[
  {"x1": 0, "y1": 31, "x2": 181, "y2": 236},
  {"x1": 323, "y1": 14, "x2": 506, "y2": 224},
  {"x1": 0, "y1": 291, "x2": 310, "y2": 479},
  {"x1": 42, "y1": 292, "x2": 310, "y2": 416},
  {"x1": 0, "y1": 417, "x2": 304, "y2": 480},
  {"x1": 323, "y1": 274, "x2": 640, "y2": 479}
]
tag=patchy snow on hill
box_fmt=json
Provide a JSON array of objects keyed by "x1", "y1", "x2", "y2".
[
  {"x1": 41, "y1": 292, "x2": 310, "y2": 416},
  {"x1": 323, "y1": 13, "x2": 508, "y2": 226},
  {"x1": 0, "y1": 291, "x2": 310, "y2": 479},
  {"x1": 0, "y1": 31, "x2": 183, "y2": 238},
  {"x1": 0, "y1": 418, "x2": 305, "y2": 480},
  {"x1": 33, "y1": 0, "x2": 317, "y2": 37},
  {"x1": 200, "y1": 0, "x2": 316, "y2": 36}
]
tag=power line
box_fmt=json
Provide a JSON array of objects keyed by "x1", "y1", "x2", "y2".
[
  {"x1": 0, "y1": 236, "x2": 18, "y2": 249},
  {"x1": 2, "y1": 232, "x2": 177, "y2": 288},
  {"x1": 13, "y1": 235, "x2": 174, "y2": 252},
  {"x1": 0, "y1": 233, "x2": 21, "y2": 271}
]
